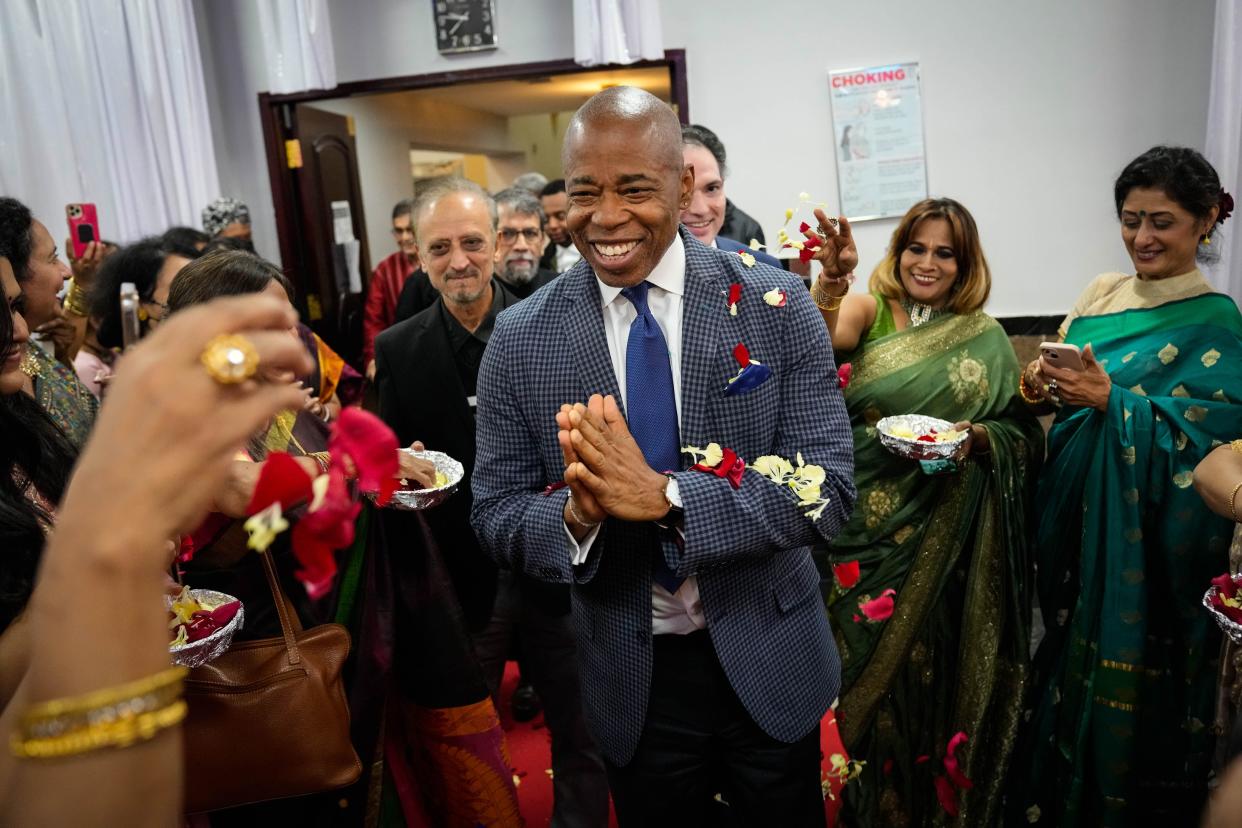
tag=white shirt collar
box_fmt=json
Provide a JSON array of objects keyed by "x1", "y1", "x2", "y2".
[{"x1": 595, "y1": 232, "x2": 686, "y2": 307}]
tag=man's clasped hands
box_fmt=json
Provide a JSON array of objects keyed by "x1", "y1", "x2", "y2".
[{"x1": 557, "y1": 394, "x2": 673, "y2": 539}]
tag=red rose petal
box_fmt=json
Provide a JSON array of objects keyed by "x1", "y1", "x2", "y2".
[
  {"x1": 799, "y1": 221, "x2": 811, "y2": 233},
  {"x1": 727, "y1": 283, "x2": 742, "y2": 307},
  {"x1": 833, "y1": 560, "x2": 861, "y2": 590},
  {"x1": 837, "y1": 363, "x2": 853, "y2": 390},
  {"x1": 732, "y1": 342, "x2": 751, "y2": 366},
  {"x1": 934, "y1": 775, "x2": 959, "y2": 816},
  {"x1": 329, "y1": 408, "x2": 399, "y2": 506},
  {"x1": 290, "y1": 467, "x2": 360, "y2": 598},
  {"x1": 859, "y1": 588, "x2": 896, "y2": 621},
  {"x1": 245, "y1": 451, "x2": 315, "y2": 516}
]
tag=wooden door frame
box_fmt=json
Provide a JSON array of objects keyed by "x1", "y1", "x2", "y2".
[{"x1": 257, "y1": 50, "x2": 689, "y2": 288}]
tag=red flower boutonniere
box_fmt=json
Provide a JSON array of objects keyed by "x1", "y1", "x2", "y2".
[
  {"x1": 727, "y1": 283, "x2": 742, "y2": 316},
  {"x1": 682, "y1": 443, "x2": 746, "y2": 489}
]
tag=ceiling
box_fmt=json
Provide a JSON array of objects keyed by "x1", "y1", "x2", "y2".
[{"x1": 402, "y1": 66, "x2": 670, "y2": 117}]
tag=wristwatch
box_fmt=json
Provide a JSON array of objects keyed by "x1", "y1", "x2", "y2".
[{"x1": 654, "y1": 473, "x2": 684, "y2": 529}]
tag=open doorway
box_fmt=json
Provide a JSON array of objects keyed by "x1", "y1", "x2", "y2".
[{"x1": 259, "y1": 54, "x2": 685, "y2": 360}]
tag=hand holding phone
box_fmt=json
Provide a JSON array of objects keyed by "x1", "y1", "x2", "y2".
[
  {"x1": 65, "y1": 203, "x2": 101, "y2": 261},
  {"x1": 1039, "y1": 342, "x2": 1086, "y2": 372}
]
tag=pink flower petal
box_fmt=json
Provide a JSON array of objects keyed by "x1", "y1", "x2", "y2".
[{"x1": 859, "y1": 588, "x2": 896, "y2": 621}]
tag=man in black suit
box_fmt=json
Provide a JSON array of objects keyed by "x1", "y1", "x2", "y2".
[
  {"x1": 493, "y1": 187, "x2": 559, "y2": 298},
  {"x1": 374, "y1": 177, "x2": 608, "y2": 827}
]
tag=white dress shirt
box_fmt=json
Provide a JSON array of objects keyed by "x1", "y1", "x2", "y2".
[
  {"x1": 564, "y1": 234, "x2": 706, "y2": 635},
  {"x1": 555, "y1": 242, "x2": 583, "y2": 273}
]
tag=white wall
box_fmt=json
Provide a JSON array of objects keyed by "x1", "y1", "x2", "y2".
[
  {"x1": 194, "y1": 0, "x2": 281, "y2": 263},
  {"x1": 508, "y1": 111, "x2": 578, "y2": 180},
  {"x1": 198, "y1": 0, "x2": 1215, "y2": 314},
  {"x1": 662, "y1": 0, "x2": 1215, "y2": 315}
]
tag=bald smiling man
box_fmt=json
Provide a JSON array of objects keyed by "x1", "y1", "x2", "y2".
[{"x1": 471, "y1": 87, "x2": 856, "y2": 826}]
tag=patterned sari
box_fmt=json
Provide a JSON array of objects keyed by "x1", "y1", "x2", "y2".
[
  {"x1": 1010, "y1": 293, "x2": 1242, "y2": 827},
  {"x1": 823, "y1": 311, "x2": 1043, "y2": 826},
  {"x1": 23, "y1": 342, "x2": 97, "y2": 447}
]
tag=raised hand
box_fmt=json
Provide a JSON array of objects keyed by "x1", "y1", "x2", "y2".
[{"x1": 810, "y1": 208, "x2": 859, "y2": 280}]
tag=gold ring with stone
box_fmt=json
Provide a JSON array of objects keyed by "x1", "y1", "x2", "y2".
[{"x1": 201, "y1": 334, "x2": 259, "y2": 384}]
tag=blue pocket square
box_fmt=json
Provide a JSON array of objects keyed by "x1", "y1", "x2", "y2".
[{"x1": 723, "y1": 362, "x2": 773, "y2": 396}]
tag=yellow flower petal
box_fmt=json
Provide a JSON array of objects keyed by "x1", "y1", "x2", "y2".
[
  {"x1": 763, "y1": 288, "x2": 785, "y2": 306},
  {"x1": 784, "y1": 208, "x2": 793, "y2": 221},
  {"x1": 748, "y1": 238, "x2": 765, "y2": 250},
  {"x1": 702, "y1": 443, "x2": 724, "y2": 468},
  {"x1": 243, "y1": 502, "x2": 289, "y2": 552},
  {"x1": 738, "y1": 250, "x2": 756, "y2": 267}
]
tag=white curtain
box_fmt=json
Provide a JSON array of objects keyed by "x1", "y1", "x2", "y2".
[
  {"x1": 1206, "y1": 0, "x2": 1241, "y2": 298},
  {"x1": 573, "y1": 0, "x2": 664, "y2": 67},
  {"x1": 0, "y1": 0, "x2": 220, "y2": 244},
  {"x1": 256, "y1": 0, "x2": 336, "y2": 94}
]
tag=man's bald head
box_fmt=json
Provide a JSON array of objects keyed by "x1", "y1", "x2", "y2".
[{"x1": 562, "y1": 87, "x2": 683, "y2": 174}]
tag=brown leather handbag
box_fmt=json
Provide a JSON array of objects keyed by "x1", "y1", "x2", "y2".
[{"x1": 181, "y1": 549, "x2": 362, "y2": 814}]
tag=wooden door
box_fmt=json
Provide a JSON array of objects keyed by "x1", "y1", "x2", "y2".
[{"x1": 288, "y1": 105, "x2": 371, "y2": 363}]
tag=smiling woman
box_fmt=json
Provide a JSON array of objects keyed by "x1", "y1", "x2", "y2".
[{"x1": 1009, "y1": 147, "x2": 1242, "y2": 826}]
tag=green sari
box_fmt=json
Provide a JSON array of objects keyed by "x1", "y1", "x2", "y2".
[
  {"x1": 1011, "y1": 293, "x2": 1242, "y2": 827},
  {"x1": 823, "y1": 311, "x2": 1043, "y2": 826}
]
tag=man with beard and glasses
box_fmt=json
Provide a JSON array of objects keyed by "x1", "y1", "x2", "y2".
[
  {"x1": 493, "y1": 187, "x2": 559, "y2": 299},
  {"x1": 374, "y1": 177, "x2": 609, "y2": 827}
]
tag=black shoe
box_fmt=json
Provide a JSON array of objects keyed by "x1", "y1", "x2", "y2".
[{"x1": 510, "y1": 683, "x2": 542, "y2": 722}]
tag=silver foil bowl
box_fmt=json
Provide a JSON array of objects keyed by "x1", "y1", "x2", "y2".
[
  {"x1": 168, "y1": 589, "x2": 244, "y2": 669},
  {"x1": 387, "y1": 449, "x2": 464, "y2": 511},
  {"x1": 1204, "y1": 585, "x2": 1242, "y2": 646},
  {"x1": 876, "y1": 414, "x2": 969, "y2": 461}
]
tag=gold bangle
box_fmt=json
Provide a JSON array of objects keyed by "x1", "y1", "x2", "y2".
[
  {"x1": 1018, "y1": 372, "x2": 1043, "y2": 405},
  {"x1": 1231, "y1": 480, "x2": 1242, "y2": 523},
  {"x1": 811, "y1": 278, "x2": 848, "y2": 312},
  {"x1": 11, "y1": 666, "x2": 188, "y2": 760},
  {"x1": 12, "y1": 700, "x2": 187, "y2": 759},
  {"x1": 63, "y1": 281, "x2": 90, "y2": 317},
  {"x1": 1230, "y1": 439, "x2": 1242, "y2": 455}
]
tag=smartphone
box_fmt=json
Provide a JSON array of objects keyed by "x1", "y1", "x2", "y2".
[
  {"x1": 119, "y1": 282, "x2": 141, "y2": 350},
  {"x1": 65, "y1": 203, "x2": 100, "y2": 260},
  {"x1": 1039, "y1": 341, "x2": 1086, "y2": 372}
]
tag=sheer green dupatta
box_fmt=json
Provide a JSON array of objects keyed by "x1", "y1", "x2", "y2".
[
  {"x1": 824, "y1": 312, "x2": 1043, "y2": 825},
  {"x1": 1015, "y1": 293, "x2": 1242, "y2": 827}
]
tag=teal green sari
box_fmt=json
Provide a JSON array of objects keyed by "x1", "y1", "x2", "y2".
[
  {"x1": 1011, "y1": 293, "x2": 1242, "y2": 827},
  {"x1": 822, "y1": 311, "x2": 1044, "y2": 826}
]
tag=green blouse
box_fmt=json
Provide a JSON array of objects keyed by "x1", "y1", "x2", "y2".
[{"x1": 866, "y1": 291, "x2": 897, "y2": 342}]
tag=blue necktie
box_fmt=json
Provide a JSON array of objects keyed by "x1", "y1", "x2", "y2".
[{"x1": 620, "y1": 282, "x2": 683, "y2": 593}]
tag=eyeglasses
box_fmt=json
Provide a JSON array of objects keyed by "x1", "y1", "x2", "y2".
[{"x1": 498, "y1": 228, "x2": 542, "y2": 243}]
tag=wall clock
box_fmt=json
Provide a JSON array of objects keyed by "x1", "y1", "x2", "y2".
[{"x1": 432, "y1": 0, "x2": 497, "y2": 54}]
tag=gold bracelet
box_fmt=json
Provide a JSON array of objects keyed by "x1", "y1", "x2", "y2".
[
  {"x1": 811, "y1": 278, "x2": 848, "y2": 312},
  {"x1": 63, "y1": 280, "x2": 90, "y2": 317},
  {"x1": 12, "y1": 700, "x2": 187, "y2": 759},
  {"x1": 11, "y1": 666, "x2": 187, "y2": 760},
  {"x1": 1230, "y1": 439, "x2": 1242, "y2": 455},
  {"x1": 1231, "y1": 480, "x2": 1242, "y2": 523},
  {"x1": 1018, "y1": 372, "x2": 1043, "y2": 405}
]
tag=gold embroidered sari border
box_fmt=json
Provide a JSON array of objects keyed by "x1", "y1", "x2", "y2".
[{"x1": 847, "y1": 311, "x2": 998, "y2": 395}]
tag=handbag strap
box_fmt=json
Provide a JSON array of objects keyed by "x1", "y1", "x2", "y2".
[{"x1": 259, "y1": 549, "x2": 304, "y2": 666}]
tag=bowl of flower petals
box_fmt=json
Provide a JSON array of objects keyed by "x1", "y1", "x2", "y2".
[
  {"x1": 388, "y1": 449, "x2": 464, "y2": 511},
  {"x1": 1204, "y1": 574, "x2": 1242, "y2": 645},
  {"x1": 167, "y1": 586, "x2": 244, "y2": 668},
  {"x1": 876, "y1": 415, "x2": 969, "y2": 461}
]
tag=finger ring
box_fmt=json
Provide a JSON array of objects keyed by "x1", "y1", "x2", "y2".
[
  {"x1": 201, "y1": 333, "x2": 259, "y2": 385},
  {"x1": 1048, "y1": 379, "x2": 1059, "y2": 395}
]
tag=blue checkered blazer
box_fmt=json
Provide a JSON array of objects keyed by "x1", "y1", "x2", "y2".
[{"x1": 472, "y1": 228, "x2": 855, "y2": 765}]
